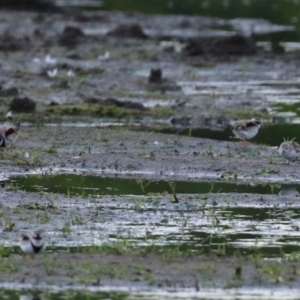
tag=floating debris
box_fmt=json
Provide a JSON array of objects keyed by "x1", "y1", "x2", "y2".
[
  {"x1": 184, "y1": 34, "x2": 257, "y2": 56},
  {"x1": 45, "y1": 54, "x2": 57, "y2": 65},
  {"x1": 67, "y1": 70, "x2": 75, "y2": 77},
  {"x1": 160, "y1": 41, "x2": 185, "y2": 53},
  {"x1": 170, "y1": 116, "x2": 192, "y2": 127},
  {"x1": 0, "y1": 87, "x2": 19, "y2": 97},
  {"x1": 32, "y1": 58, "x2": 41, "y2": 63},
  {"x1": 47, "y1": 68, "x2": 58, "y2": 78},
  {"x1": 98, "y1": 51, "x2": 110, "y2": 60},
  {"x1": 10, "y1": 97, "x2": 36, "y2": 113}
]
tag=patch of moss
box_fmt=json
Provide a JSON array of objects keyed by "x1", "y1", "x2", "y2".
[
  {"x1": 46, "y1": 102, "x2": 173, "y2": 119},
  {"x1": 104, "y1": 90, "x2": 171, "y2": 100},
  {"x1": 0, "y1": 111, "x2": 52, "y2": 124},
  {"x1": 112, "y1": 48, "x2": 155, "y2": 61},
  {"x1": 226, "y1": 109, "x2": 270, "y2": 120},
  {"x1": 185, "y1": 59, "x2": 216, "y2": 68},
  {"x1": 46, "y1": 103, "x2": 145, "y2": 118},
  {"x1": 151, "y1": 106, "x2": 173, "y2": 118},
  {"x1": 30, "y1": 86, "x2": 64, "y2": 95}
]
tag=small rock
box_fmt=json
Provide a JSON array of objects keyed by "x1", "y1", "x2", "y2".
[
  {"x1": 177, "y1": 19, "x2": 192, "y2": 29},
  {"x1": 148, "y1": 68, "x2": 162, "y2": 83},
  {"x1": 184, "y1": 35, "x2": 257, "y2": 56},
  {"x1": 10, "y1": 97, "x2": 36, "y2": 113},
  {"x1": 104, "y1": 98, "x2": 147, "y2": 110},
  {"x1": 66, "y1": 52, "x2": 82, "y2": 60},
  {"x1": 183, "y1": 40, "x2": 204, "y2": 56},
  {"x1": 216, "y1": 116, "x2": 230, "y2": 127},
  {"x1": 0, "y1": 33, "x2": 30, "y2": 52},
  {"x1": 0, "y1": 87, "x2": 19, "y2": 97},
  {"x1": 84, "y1": 97, "x2": 147, "y2": 111},
  {"x1": 124, "y1": 102, "x2": 147, "y2": 110},
  {"x1": 84, "y1": 98, "x2": 101, "y2": 104},
  {"x1": 49, "y1": 101, "x2": 59, "y2": 106},
  {"x1": 106, "y1": 23, "x2": 147, "y2": 39},
  {"x1": 208, "y1": 34, "x2": 257, "y2": 55},
  {"x1": 58, "y1": 26, "x2": 85, "y2": 47},
  {"x1": 73, "y1": 13, "x2": 108, "y2": 23},
  {"x1": 271, "y1": 41, "x2": 285, "y2": 54},
  {"x1": 170, "y1": 116, "x2": 191, "y2": 127}
]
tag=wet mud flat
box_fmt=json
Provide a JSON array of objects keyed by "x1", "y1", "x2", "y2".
[
  {"x1": 0, "y1": 5, "x2": 300, "y2": 299},
  {"x1": 0, "y1": 126, "x2": 300, "y2": 297},
  {"x1": 0, "y1": 126, "x2": 297, "y2": 183}
]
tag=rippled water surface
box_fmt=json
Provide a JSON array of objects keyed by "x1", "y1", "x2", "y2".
[
  {"x1": 5, "y1": 288, "x2": 300, "y2": 300},
  {"x1": 3, "y1": 174, "x2": 300, "y2": 259}
]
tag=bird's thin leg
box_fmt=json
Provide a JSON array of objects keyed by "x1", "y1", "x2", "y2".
[{"x1": 242, "y1": 138, "x2": 247, "y2": 149}]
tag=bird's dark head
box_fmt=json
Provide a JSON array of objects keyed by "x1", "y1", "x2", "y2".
[
  {"x1": 21, "y1": 234, "x2": 30, "y2": 241},
  {"x1": 32, "y1": 233, "x2": 42, "y2": 241}
]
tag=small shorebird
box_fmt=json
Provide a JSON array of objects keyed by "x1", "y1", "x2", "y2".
[
  {"x1": 228, "y1": 118, "x2": 261, "y2": 147},
  {"x1": 0, "y1": 122, "x2": 20, "y2": 147},
  {"x1": 278, "y1": 140, "x2": 300, "y2": 164},
  {"x1": 20, "y1": 232, "x2": 45, "y2": 254}
]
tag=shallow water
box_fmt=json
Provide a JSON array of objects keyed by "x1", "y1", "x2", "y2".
[
  {"x1": 3, "y1": 286, "x2": 300, "y2": 300},
  {"x1": 157, "y1": 123, "x2": 300, "y2": 147},
  {"x1": 76, "y1": 0, "x2": 300, "y2": 41},
  {"x1": 8, "y1": 174, "x2": 294, "y2": 196},
  {"x1": 3, "y1": 174, "x2": 300, "y2": 258}
]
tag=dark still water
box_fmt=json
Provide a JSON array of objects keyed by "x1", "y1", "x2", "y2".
[
  {"x1": 56, "y1": 0, "x2": 300, "y2": 41},
  {"x1": 100, "y1": 0, "x2": 300, "y2": 40}
]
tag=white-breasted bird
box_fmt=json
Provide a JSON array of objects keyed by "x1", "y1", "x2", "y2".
[
  {"x1": 228, "y1": 118, "x2": 261, "y2": 147},
  {"x1": 0, "y1": 122, "x2": 20, "y2": 147},
  {"x1": 278, "y1": 140, "x2": 300, "y2": 164},
  {"x1": 20, "y1": 232, "x2": 45, "y2": 254}
]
